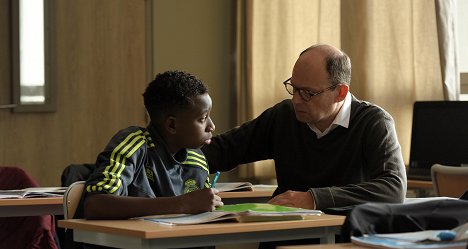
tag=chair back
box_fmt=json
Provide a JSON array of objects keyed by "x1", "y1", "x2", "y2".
[
  {"x1": 63, "y1": 181, "x2": 85, "y2": 220},
  {"x1": 431, "y1": 164, "x2": 468, "y2": 198}
]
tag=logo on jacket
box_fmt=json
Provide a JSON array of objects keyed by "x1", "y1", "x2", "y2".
[
  {"x1": 184, "y1": 179, "x2": 199, "y2": 193},
  {"x1": 145, "y1": 168, "x2": 155, "y2": 182}
]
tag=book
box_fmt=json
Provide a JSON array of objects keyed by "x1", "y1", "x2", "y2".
[
  {"x1": 0, "y1": 187, "x2": 67, "y2": 199},
  {"x1": 351, "y1": 223, "x2": 468, "y2": 249},
  {"x1": 215, "y1": 182, "x2": 254, "y2": 192},
  {"x1": 136, "y1": 203, "x2": 322, "y2": 225}
]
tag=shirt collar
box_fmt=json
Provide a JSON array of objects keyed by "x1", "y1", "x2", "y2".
[{"x1": 333, "y1": 91, "x2": 351, "y2": 129}]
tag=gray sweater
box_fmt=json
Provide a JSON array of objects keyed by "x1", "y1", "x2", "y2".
[{"x1": 202, "y1": 95, "x2": 407, "y2": 209}]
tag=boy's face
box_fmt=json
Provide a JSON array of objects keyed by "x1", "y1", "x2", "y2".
[{"x1": 173, "y1": 93, "x2": 215, "y2": 149}]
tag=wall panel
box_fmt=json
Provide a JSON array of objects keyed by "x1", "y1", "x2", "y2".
[{"x1": 0, "y1": 0, "x2": 147, "y2": 186}]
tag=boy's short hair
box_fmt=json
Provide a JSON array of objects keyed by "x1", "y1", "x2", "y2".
[{"x1": 143, "y1": 70, "x2": 208, "y2": 121}]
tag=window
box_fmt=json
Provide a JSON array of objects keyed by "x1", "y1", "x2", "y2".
[{"x1": 11, "y1": 0, "x2": 55, "y2": 112}]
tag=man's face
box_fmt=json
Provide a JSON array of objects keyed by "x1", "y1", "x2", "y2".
[
  {"x1": 173, "y1": 93, "x2": 215, "y2": 149},
  {"x1": 290, "y1": 50, "x2": 340, "y2": 128}
]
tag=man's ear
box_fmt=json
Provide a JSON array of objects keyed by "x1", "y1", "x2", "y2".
[
  {"x1": 335, "y1": 84, "x2": 349, "y2": 102},
  {"x1": 165, "y1": 116, "x2": 177, "y2": 134}
]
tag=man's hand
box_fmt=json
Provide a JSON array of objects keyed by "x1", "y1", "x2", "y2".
[
  {"x1": 179, "y1": 188, "x2": 223, "y2": 214},
  {"x1": 267, "y1": 190, "x2": 316, "y2": 209}
]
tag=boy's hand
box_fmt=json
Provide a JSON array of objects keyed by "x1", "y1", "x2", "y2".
[{"x1": 179, "y1": 188, "x2": 223, "y2": 214}]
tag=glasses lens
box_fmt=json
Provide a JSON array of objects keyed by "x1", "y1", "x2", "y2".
[
  {"x1": 299, "y1": 90, "x2": 311, "y2": 101},
  {"x1": 284, "y1": 83, "x2": 294, "y2": 95}
]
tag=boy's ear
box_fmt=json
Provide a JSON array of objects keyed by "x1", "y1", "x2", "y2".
[{"x1": 165, "y1": 116, "x2": 177, "y2": 134}]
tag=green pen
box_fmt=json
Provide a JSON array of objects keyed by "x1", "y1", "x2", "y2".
[{"x1": 211, "y1": 171, "x2": 220, "y2": 188}]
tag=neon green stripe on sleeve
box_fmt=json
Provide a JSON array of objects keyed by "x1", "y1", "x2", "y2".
[{"x1": 89, "y1": 130, "x2": 144, "y2": 193}]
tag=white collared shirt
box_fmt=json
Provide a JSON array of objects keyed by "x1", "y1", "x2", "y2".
[{"x1": 307, "y1": 93, "x2": 351, "y2": 139}]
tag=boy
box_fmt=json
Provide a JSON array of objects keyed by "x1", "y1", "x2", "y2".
[{"x1": 83, "y1": 70, "x2": 223, "y2": 220}]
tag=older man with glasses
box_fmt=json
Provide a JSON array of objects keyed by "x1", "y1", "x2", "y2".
[{"x1": 202, "y1": 44, "x2": 406, "y2": 244}]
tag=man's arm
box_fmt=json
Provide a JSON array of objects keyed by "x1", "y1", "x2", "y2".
[
  {"x1": 84, "y1": 188, "x2": 223, "y2": 219},
  {"x1": 203, "y1": 102, "x2": 285, "y2": 173}
]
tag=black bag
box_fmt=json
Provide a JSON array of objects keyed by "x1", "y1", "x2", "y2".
[{"x1": 340, "y1": 199, "x2": 468, "y2": 242}]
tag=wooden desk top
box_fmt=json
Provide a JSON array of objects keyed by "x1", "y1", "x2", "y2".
[
  {"x1": 218, "y1": 190, "x2": 273, "y2": 199},
  {"x1": 0, "y1": 197, "x2": 62, "y2": 206},
  {"x1": 407, "y1": 179, "x2": 433, "y2": 189},
  {"x1": 58, "y1": 214, "x2": 345, "y2": 239},
  {"x1": 0, "y1": 197, "x2": 63, "y2": 217}
]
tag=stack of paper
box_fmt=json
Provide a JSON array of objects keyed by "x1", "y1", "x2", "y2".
[{"x1": 0, "y1": 187, "x2": 67, "y2": 199}]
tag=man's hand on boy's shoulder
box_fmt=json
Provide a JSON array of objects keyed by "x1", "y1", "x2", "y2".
[{"x1": 178, "y1": 188, "x2": 223, "y2": 214}]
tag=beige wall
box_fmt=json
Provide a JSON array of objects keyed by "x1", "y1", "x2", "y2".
[
  {"x1": 0, "y1": 0, "x2": 147, "y2": 186},
  {"x1": 0, "y1": 0, "x2": 236, "y2": 186},
  {"x1": 151, "y1": 0, "x2": 236, "y2": 134}
]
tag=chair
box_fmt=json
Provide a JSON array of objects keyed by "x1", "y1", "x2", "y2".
[
  {"x1": 61, "y1": 163, "x2": 94, "y2": 187},
  {"x1": 58, "y1": 164, "x2": 94, "y2": 249},
  {"x1": 431, "y1": 164, "x2": 468, "y2": 198},
  {"x1": 0, "y1": 166, "x2": 58, "y2": 249},
  {"x1": 63, "y1": 181, "x2": 86, "y2": 220}
]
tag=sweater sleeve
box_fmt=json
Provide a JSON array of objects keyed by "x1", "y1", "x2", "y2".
[
  {"x1": 202, "y1": 102, "x2": 280, "y2": 173},
  {"x1": 311, "y1": 110, "x2": 407, "y2": 209}
]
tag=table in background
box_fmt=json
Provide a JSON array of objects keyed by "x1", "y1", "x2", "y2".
[
  {"x1": 407, "y1": 179, "x2": 432, "y2": 190},
  {"x1": 0, "y1": 197, "x2": 63, "y2": 217},
  {"x1": 58, "y1": 214, "x2": 345, "y2": 249},
  {"x1": 407, "y1": 179, "x2": 434, "y2": 197},
  {"x1": 0, "y1": 187, "x2": 272, "y2": 217},
  {"x1": 218, "y1": 186, "x2": 275, "y2": 204}
]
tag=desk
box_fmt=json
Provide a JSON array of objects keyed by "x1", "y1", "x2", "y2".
[
  {"x1": 218, "y1": 189, "x2": 274, "y2": 204},
  {"x1": 0, "y1": 197, "x2": 63, "y2": 217},
  {"x1": 407, "y1": 179, "x2": 432, "y2": 190},
  {"x1": 0, "y1": 190, "x2": 270, "y2": 217},
  {"x1": 407, "y1": 179, "x2": 434, "y2": 197},
  {"x1": 58, "y1": 214, "x2": 345, "y2": 249}
]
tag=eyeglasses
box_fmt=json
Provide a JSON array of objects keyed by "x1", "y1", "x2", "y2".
[{"x1": 283, "y1": 77, "x2": 340, "y2": 102}]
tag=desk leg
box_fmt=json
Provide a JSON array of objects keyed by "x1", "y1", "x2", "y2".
[{"x1": 319, "y1": 227, "x2": 336, "y2": 244}]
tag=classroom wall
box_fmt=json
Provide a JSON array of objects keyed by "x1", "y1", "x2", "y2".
[
  {"x1": 0, "y1": 0, "x2": 148, "y2": 186},
  {"x1": 151, "y1": 0, "x2": 237, "y2": 134},
  {"x1": 0, "y1": 0, "x2": 236, "y2": 186}
]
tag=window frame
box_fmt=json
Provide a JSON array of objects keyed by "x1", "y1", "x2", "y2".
[{"x1": 11, "y1": 0, "x2": 56, "y2": 112}]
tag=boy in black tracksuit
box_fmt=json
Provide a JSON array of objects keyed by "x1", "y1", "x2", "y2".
[{"x1": 78, "y1": 71, "x2": 222, "y2": 249}]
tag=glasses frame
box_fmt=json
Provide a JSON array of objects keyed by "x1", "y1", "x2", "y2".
[{"x1": 283, "y1": 77, "x2": 340, "y2": 102}]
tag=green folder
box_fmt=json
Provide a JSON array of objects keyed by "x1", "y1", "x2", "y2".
[{"x1": 216, "y1": 203, "x2": 319, "y2": 214}]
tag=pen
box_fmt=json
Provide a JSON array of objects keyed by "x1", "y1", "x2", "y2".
[{"x1": 211, "y1": 171, "x2": 220, "y2": 188}]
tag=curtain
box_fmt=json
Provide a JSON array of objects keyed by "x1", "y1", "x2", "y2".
[
  {"x1": 341, "y1": 0, "x2": 444, "y2": 167},
  {"x1": 235, "y1": 0, "x2": 340, "y2": 181},
  {"x1": 434, "y1": 0, "x2": 460, "y2": 100},
  {"x1": 236, "y1": 0, "x2": 447, "y2": 180}
]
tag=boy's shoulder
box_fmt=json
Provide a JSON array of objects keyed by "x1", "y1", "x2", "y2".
[
  {"x1": 115, "y1": 126, "x2": 148, "y2": 135},
  {"x1": 110, "y1": 126, "x2": 151, "y2": 143},
  {"x1": 185, "y1": 148, "x2": 208, "y2": 162},
  {"x1": 183, "y1": 148, "x2": 209, "y2": 172}
]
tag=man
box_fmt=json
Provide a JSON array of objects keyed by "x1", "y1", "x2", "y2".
[{"x1": 202, "y1": 44, "x2": 407, "y2": 211}]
